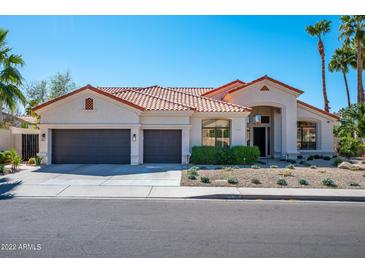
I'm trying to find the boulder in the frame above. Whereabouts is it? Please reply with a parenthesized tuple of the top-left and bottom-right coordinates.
(350, 164, 365, 171)
(338, 162, 352, 170)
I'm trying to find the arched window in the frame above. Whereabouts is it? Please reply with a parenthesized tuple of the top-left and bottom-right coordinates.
(202, 119, 231, 147)
(85, 98, 94, 110)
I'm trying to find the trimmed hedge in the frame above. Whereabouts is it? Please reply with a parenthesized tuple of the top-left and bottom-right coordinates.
(190, 146, 260, 165)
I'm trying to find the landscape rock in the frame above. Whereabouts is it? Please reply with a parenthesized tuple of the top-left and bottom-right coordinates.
(338, 162, 352, 170)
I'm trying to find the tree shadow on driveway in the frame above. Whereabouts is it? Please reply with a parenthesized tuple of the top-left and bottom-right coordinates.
(0, 177, 22, 200)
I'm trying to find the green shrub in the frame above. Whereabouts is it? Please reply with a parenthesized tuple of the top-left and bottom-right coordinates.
(227, 176, 239, 184)
(323, 156, 331, 161)
(231, 146, 260, 164)
(191, 146, 232, 165)
(188, 174, 197, 180)
(297, 155, 303, 159)
(251, 165, 260, 169)
(200, 176, 210, 184)
(0, 164, 4, 174)
(28, 157, 36, 165)
(286, 164, 295, 169)
(0, 152, 5, 164)
(277, 178, 287, 186)
(287, 159, 296, 164)
(270, 165, 278, 169)
(313, 155, 322, 159)
(298, 179, 309, 185)
(322, 178, 337, 187)
(332, 158, 343, 167)
(307, 156, 314, 161)
(188, 168, 198, 176)
(310, 165, 317, 169)
(251, 178, 261, 184)
(35, 156, 42, 166)
(7, 149, 21, 171)
(338, 136, 361, 158)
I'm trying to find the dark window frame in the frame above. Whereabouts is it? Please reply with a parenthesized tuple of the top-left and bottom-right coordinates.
(202, 119, 231, 148)
(297, 121, 317, 150)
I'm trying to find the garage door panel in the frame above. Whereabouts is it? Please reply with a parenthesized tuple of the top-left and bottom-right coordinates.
(52, 129, 130, 164)
(143, 130, 181, 163)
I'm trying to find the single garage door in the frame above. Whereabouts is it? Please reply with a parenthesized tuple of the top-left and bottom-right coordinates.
(143, 130, 182, 163)
(52, 129, 131, 164)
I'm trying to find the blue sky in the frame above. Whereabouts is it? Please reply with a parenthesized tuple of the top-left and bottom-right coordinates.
(0, 15, 356, 112)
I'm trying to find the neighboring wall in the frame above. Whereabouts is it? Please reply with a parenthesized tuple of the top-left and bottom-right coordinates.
(0, 129, 13, 151)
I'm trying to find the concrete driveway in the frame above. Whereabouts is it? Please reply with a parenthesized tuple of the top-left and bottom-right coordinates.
(2, 164, 182, 187)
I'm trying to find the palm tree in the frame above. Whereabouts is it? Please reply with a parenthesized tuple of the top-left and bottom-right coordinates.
(0, 28, 26, 123)
(306, 19, 332, 112)
(328, 47, 356, 108)
(339, 15, 365, 103)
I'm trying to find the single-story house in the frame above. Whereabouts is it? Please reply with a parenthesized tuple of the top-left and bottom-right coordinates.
(33, 75, 339, 165)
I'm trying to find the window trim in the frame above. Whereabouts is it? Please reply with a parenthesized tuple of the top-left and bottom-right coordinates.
(297, 121, 317, 150)
(201, 119, 231, 147)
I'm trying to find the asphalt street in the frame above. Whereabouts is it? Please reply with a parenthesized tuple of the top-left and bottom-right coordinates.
(0, 198, 364, 257)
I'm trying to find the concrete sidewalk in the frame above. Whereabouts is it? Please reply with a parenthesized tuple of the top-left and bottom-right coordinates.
(1, 183, 365, 201)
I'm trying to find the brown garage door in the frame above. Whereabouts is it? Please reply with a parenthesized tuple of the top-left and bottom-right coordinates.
(143, 130, 182, 163)
(52, 129, 131, 164)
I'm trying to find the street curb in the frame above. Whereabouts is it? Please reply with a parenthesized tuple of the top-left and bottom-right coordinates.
(187, 194, 365, 202)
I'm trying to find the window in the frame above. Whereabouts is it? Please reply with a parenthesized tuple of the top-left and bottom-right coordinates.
(202, 119, 230, 147)
(297, 121, 317, 150)
(85, 98, 94, 110)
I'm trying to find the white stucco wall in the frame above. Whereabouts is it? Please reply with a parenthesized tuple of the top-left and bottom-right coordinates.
(0, 129, 13, 151)
(297, 104, 336, 154)
(224, 80, 299, 157)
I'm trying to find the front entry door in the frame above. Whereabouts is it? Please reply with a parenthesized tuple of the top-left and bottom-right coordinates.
(253, 127, 266, 157)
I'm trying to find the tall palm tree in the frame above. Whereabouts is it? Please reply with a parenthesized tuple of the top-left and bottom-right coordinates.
(328, 47, 356, 108)
(0, 29, 26, 123)
(306, 19, 332, 112)
(339, 15, 365, 103)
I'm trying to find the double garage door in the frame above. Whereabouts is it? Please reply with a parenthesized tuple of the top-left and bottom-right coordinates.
(52, 129, 181, 164)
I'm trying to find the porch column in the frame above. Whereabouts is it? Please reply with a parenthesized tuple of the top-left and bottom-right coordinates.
(38, 127, 52, 165)
(283, 104, 298, 159)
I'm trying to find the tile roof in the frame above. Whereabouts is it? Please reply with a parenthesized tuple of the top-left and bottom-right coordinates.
(98, 85, 250, 112)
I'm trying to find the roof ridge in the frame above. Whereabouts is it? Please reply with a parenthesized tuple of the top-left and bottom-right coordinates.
(160, 86, 250, 111)
(125, 86, 196, 111)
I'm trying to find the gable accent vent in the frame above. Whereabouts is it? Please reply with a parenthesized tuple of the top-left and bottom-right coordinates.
(85, 98, 94, 110)
(260, 85, 270, 91)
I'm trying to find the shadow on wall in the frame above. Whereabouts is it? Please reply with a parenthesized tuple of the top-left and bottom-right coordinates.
(0, 178, 22, 200)
(31, 164, 183, 176)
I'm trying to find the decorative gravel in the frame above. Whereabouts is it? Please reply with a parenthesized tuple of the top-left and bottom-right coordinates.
(182, 160, 365, 189)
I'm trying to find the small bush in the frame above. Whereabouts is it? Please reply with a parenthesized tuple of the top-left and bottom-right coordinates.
(251, 178, 261, 184)
(35, 156, 42, 166)
(298, 179, 309, 185)
(307, 156, 314, 161)
(322, 178, 337, 187)
(200, 176, 210, 184)
(227, 177, 239, 184)
(287, 159, 296, 164)
(190, 166, 200, 171)
(310, 165, 317, 169)
(7, 149, 21, 171)
(277, 178, 288, 186)
(188, 168, 198, 176)
(270, 165, 278, 169)
(0, 152, 5, 164)
(28, 157, 36, 165)
(297, 155, 303, 159)
(251, 165, 260, 169)
(286, 164, 295, 169)
(313, 155, 322, 159)
(191, 146, 260, 165)
(188, 174, 197, 180)
(323, 156, 331, 161)
(338, 136, 361, 158)
(332, 158, 343, 167)
(349, 182, 360, 187)
(0, 164, 4, 174)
